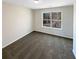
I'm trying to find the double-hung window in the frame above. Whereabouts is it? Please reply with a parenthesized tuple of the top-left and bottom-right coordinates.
(43, 12, 61, 28)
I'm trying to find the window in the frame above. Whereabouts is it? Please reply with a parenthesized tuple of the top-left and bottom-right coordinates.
(43, 12, 61, 28)
(43, 13, 50, 27)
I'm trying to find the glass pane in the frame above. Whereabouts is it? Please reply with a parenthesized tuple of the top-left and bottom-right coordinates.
(43, 19, 50, 27)
(52, 12, 61, 20)
(43, 13, 50, 19)
(52, 21, 61, 28)
(57, 12, 61, 20)
(52, 12, 58, 20)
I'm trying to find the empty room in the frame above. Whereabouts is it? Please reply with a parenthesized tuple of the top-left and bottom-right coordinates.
(2, 0, 76, 59)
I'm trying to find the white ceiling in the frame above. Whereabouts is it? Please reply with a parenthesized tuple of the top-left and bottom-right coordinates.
(3, 0, 74, 9)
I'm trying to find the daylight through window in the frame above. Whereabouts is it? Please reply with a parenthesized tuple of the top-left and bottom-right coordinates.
(43, 12, 61, 28)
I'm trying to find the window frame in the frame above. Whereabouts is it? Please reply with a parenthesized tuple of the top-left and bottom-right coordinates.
(42, 11, 63, 30)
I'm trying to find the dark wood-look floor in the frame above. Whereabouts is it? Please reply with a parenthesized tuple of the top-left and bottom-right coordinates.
(3, 31, 75, 59)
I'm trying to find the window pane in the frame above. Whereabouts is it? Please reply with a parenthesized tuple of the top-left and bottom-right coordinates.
(52, 12, 61, 20)
(52, 21, 61, 28)
(58, 12, 61, 20)
(43, 19, 50, 27)
(52, 12, 58, 20)
(43, 13, 50, 19)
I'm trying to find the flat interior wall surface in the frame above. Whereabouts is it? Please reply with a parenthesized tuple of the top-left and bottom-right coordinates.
(2, 2, 33, 48)
(33, 5, 73, 39)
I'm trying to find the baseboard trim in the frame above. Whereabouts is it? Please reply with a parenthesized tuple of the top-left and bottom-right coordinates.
(33, 31, 73, 40)
(72, 49, 76, 59)
(3, 31, 33, 49)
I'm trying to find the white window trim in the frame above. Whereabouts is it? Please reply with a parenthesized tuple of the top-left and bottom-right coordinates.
(41, 11, 63, 30)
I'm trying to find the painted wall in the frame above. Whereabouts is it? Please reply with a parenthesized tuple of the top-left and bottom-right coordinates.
(73, 1, 76, 58)
(2, 2, 33, 48)
(33, 5, 73, 38)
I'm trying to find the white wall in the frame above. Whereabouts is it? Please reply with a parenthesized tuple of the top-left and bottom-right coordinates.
(33, 5, 73, 38)
(73, 1, 76, 57)
(2, 2, 33, 48)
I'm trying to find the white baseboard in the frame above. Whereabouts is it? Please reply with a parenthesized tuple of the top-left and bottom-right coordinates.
(72, 49, 76, 58)
(34, 30, 73, 39)
(2, 31, 33, 48)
